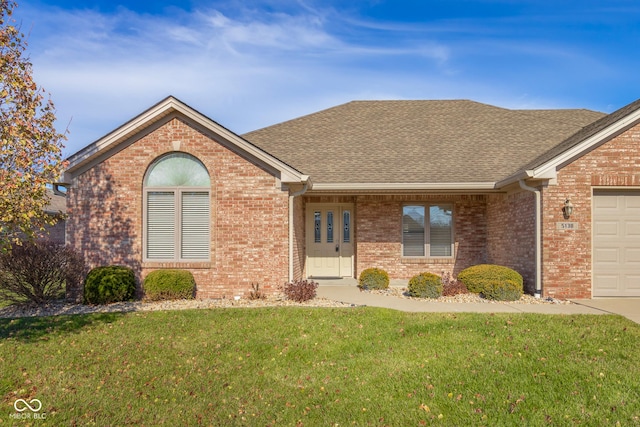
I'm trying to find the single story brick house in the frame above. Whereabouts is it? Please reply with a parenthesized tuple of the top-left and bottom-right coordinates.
(63, 96, 640, 299)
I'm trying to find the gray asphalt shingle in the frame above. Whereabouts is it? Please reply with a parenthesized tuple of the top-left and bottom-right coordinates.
(243, 100, 605, 184)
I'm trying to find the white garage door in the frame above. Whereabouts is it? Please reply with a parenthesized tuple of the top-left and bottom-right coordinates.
(593, 190, 640, 297)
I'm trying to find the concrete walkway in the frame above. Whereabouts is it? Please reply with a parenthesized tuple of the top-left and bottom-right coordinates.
(315, 280, 640, 324)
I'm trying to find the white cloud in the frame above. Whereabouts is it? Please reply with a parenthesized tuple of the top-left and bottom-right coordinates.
(17, 3, 458, 155)
(13, 1, 637, 156)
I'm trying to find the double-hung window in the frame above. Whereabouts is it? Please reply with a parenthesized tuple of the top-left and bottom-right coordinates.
(402, 204, 453, 257)
(144, 153, 211, 261)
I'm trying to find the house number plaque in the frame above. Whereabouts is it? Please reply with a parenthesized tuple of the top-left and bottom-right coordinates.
(556, 222, 579, 230)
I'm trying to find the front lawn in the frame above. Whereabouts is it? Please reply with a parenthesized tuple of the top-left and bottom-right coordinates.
(1, 308, 638, 425)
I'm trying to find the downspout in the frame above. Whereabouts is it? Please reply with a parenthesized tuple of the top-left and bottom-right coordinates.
(519, 179, 542, 298)
(289, 183, 309, 282)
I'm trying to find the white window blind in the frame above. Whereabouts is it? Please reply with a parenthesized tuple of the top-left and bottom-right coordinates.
(147, 191, 176, 259)
(402, 204, 453, 258)
(181, 191, 210, 259)
(402, 206, 425, 257)
(429, 205, 453, 257)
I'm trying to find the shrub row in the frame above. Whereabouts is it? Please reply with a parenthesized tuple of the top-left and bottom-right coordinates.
(0, 240, 523, 306)
(85, 267, 197, 304)
(0, 241, 201, 306)
(357, 265, 523, 301)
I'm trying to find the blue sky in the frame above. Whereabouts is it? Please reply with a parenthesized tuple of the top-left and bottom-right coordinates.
(12, 0, 640, 155)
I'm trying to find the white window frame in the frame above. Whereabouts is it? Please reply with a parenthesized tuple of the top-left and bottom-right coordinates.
(401, 203, 454, 258)
(143, 154, 211, 262)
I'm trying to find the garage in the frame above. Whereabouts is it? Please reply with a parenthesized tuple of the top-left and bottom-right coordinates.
(593, 190, 640, 297)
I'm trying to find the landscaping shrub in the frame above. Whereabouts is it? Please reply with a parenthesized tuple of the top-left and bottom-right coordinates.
(441, 272, 469, 297)
(143, 269, 195, 301)
(84, 266, 136, 305)
(407, 272, 443, 299)
(249, 282, 266, 300)
(0, 240, 86, 305)
(358, 268, 389, 290)
(284, 279, 318, 302)
(481, 279, 523, 301)
(457, 264, 523, 294)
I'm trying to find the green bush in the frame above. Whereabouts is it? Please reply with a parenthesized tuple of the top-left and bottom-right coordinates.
(143, 269, 195, 301)
(407, 272, 443, 299)
(457, 264, 523, 294)
(84, 266, 136, 305)
(358, 268, 390, 290)
(481, 279, 523, 301)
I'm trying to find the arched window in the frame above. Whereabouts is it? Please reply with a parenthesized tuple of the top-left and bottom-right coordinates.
(144, 153, 211, 261)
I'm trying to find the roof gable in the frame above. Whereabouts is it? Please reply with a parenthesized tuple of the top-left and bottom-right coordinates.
(523, 98, 640, 177)
(64, 96, 309, 184)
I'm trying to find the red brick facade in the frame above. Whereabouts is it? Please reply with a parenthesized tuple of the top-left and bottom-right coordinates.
(540, 123, 640, 299)
(353, 194, 487, 279)
(486, 191, 536, 294)
(67, 117, 290, 299)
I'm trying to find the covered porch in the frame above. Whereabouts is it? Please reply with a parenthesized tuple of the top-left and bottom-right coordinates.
(292, 192, 537, 293)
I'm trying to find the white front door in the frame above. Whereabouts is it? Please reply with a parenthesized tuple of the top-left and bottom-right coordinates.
(307, 204, 354, 278)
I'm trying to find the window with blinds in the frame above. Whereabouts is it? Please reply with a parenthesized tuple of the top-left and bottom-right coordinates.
(144, 153, 211, 262)
(402, 204, 453, 258)
(429, 205, 453, 257)
(181, 191, 210, 259)
(147, 191, 176, 259)
(402, 206, 425, 257)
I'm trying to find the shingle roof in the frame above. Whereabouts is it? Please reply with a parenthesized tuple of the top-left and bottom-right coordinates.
(243, 100, 605, 185)
(523, 98, 640, 171)
(45, 189, 66, 214)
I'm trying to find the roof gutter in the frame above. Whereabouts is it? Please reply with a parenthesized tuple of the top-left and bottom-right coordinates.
(519, 179, 542, 298)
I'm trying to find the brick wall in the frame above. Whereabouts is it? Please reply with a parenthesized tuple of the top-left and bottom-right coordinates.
(486, 190, 536, 294)
(67, 117, 290, 299)
(540, 122, 640, 299)
(354, 194, 487, 279)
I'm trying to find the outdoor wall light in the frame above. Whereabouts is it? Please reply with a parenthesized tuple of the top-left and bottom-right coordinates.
(562, 199, 574, 219)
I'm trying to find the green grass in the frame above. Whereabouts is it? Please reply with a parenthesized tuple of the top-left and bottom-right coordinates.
(1, 308, 639, 426)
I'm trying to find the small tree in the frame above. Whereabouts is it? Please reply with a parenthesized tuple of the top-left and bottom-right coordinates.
(0, 0, 67, 251)
(0, 240, 86, 305)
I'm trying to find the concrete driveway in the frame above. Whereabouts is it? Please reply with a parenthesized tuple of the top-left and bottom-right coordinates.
(570, 299, 640, 324)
